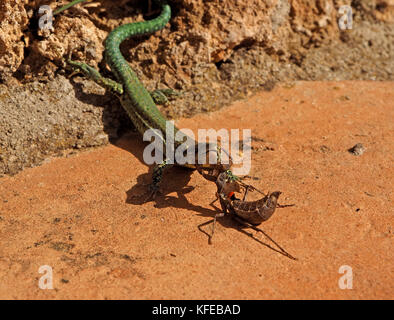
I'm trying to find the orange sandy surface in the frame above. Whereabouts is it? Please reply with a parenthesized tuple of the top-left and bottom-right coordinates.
(0, 81, 392, 299)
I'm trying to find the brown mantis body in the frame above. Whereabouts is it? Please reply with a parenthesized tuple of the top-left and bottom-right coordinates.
(219, 189, 282, 225)
(210, 171, 284, 236)
(200, 170, 292, 237)
(198, 171, 296, 259)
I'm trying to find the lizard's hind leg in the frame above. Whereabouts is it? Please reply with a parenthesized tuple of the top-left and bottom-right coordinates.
(149, 89, 182, 105)
(145, 159, 174, 201)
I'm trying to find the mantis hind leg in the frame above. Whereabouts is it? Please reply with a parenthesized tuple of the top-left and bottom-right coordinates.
(198, 211, 226, 245)
(198, 194, 228, 244)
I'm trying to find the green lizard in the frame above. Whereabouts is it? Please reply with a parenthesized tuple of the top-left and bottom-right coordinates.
(57, 0, 238, 200)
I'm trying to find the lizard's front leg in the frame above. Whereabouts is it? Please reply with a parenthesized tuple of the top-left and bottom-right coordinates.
(66, 59, 124, 95)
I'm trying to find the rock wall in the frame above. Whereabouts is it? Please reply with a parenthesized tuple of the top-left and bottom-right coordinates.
(0, 0, 371, 80)
(0, 0, 29, 80)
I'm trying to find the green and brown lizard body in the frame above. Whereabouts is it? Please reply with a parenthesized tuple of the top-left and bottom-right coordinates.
(61, 0, 237, 198)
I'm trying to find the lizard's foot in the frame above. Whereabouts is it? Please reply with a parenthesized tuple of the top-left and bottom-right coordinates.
(149, 89, 182, 105)
(143, 183, 162, 202)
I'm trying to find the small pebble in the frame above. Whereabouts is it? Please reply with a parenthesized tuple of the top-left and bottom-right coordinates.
(348, 143, 366, 156)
